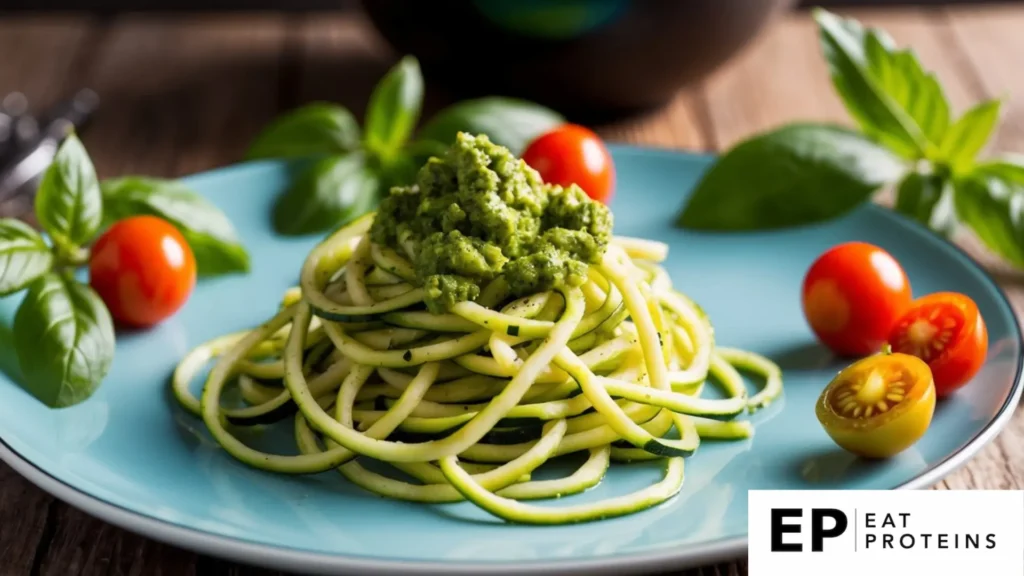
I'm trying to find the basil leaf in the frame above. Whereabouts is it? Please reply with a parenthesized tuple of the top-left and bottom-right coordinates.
(101, 177, 249, 276)
(246, 103, 360, 160)
(35, 134, 102, 248)
(273, 153, 379, 236)
(676, 124, 904, 231)
(893, 171, 957, 237)
(417, 97, 565, 155)
(814, 9, 937, 159)
(863, 32, 950, 148)
(939, 99, 1002, 173)
(364, 56, 423, 158)
(13, 274, 115, 408)
(379, 151, 420, 191)
(974, 156, 1024, 186)
(0, 218, 53, 296)
(954, 174, 1024, 267)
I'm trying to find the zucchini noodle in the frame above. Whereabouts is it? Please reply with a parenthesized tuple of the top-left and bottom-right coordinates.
(173, 215, 784, 524)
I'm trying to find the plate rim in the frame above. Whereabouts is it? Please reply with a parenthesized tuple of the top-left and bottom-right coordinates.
(1, 147, 1021, 575)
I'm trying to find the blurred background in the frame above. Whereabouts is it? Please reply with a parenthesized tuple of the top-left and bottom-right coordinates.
(0, 0, 1020, 215)
(0, 0, 1008, 9)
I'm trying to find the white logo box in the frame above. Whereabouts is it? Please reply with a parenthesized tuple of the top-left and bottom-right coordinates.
(748, 490, 1024, 575)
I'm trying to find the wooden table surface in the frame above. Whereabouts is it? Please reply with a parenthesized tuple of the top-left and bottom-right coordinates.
(2, 5, 1024, 575)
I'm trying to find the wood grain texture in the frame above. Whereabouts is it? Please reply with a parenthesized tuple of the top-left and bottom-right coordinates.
(0, 17, 98, 112)
(34, 506, 197, 576)
(946, 5, 1024, 153)
(79, 14, 288, 178)
(0, 7, 1021, 576)
(0, 15, 99, 573)
(0, 461, 53, 575)
(292, 11, 397, 117)
(598, 90, 709, 152)
(702, 15, 847, 150)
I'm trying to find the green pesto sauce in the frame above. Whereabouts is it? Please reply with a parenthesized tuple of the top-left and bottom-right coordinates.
(370, 132, 612, 313)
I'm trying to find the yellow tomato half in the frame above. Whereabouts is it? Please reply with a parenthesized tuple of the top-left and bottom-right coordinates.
(815, 352, 936, 459)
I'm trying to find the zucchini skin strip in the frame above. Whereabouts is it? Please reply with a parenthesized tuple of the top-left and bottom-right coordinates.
(280, 288, 585, 462)
(296, 417, 567, 503)
(496, 446, 610, 500)
(173, 215, 784, 525)
(716, 347, 785, 412)
(198, 306, 361, 474)
(439, 453, 685, 525)
(555, 349, 695, 457)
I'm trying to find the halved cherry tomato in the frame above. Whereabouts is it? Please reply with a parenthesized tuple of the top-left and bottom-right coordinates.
(887, 292, 988, 397)
(89, 215, 196, 328)
(816, 352, 935, 459)
(802, 242, 912, 357)
(522, 124, 615, 203)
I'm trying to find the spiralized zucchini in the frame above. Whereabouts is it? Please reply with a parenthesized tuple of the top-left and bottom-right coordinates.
(173, 216, 784, 524)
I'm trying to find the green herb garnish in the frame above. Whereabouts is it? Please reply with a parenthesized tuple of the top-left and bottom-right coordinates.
(247, 55, 565, 237)
(0, 135, 248, 408)
(677, 8, 1023, 268)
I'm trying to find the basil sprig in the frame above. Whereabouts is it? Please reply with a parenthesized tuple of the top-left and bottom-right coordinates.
(677, 9, 1024, 268)
(1, 135, 249, 408)
(247, 55, 565, 236)
(0, 134, 117, 408)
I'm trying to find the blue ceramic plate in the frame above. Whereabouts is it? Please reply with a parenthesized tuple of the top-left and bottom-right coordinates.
(0, 147, 1020, 575)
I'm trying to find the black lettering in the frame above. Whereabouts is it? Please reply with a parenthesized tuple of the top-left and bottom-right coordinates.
(883, 534, 894, 548)
(938, 534, 948, 549)
(899, 512, 910, 528)
(865, 534, 876, 548)
(771, 509, 802, 552)
(921, 533, 932, 548)
(865, 513, 876, 528)
(900, 534, 915, 549)
(987, 534, 997, 549)
(882, 513, 895, 528)
(966, 534, 979, 549)
(811, 509, 848, 552)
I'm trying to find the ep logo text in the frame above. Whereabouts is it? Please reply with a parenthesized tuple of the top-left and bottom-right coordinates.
(770, 508, 847, 552)
(748, 490, 1024, 576)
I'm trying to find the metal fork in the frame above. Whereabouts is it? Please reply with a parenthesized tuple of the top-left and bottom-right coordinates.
(0, 89, 100, 215)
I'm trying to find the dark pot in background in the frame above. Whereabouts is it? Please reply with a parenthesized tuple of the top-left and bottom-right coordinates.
(363, 0, 795, 120)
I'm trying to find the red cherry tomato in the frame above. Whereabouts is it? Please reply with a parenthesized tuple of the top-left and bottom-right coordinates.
(522, 124, 615, 203)
(888, 292, 988, 397)
(802, 242, 912, 357)
(89, 215, 196, 328)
